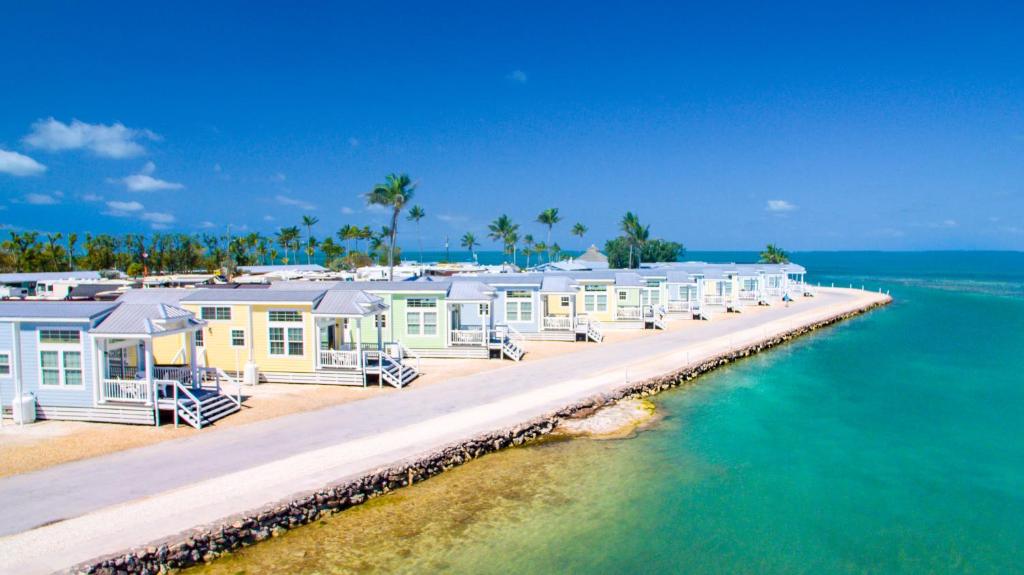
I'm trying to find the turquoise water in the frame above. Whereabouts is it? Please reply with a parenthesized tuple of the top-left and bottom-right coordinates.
(193, 252, 1024, 574)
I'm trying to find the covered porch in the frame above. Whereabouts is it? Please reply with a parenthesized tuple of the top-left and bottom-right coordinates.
(446, 280, 495, 349)
(89, 303, 240, 428)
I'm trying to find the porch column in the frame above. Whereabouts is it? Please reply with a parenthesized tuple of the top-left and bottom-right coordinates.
(376, 316, 382, 351)
(144, 338, 155, 403)
(570, 295, 577, 328)
(481, 304, 487, 347)
(189, 330, 199, 387)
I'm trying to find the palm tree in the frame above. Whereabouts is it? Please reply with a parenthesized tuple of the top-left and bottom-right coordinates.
(301, 215, 319, 265)
(620, 212, 641, 268)
(276, 226, 300, 263)
(337, 225, 357, 253)
(66, 232, 78, 270)
(523, 234, 535, 268)
(536, 208, 561, 263)
(487, 215, 518, 263)
(571, 222, 587, 250)
(760, 244, 790, 264)
(366, 173, 416, 280)
(533, 241, 547, 266)
(505, 230, 520, 267)
(406, 205, 426, 263)
(460, 232, 478, 261)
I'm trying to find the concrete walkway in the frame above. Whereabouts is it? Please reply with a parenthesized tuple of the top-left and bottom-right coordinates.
(0, 288, 887, 574)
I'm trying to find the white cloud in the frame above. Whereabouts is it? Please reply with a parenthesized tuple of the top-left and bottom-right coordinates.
(365, 203, 388, 214)
(766, 200, 797, 212)
(506, 69, 528, 84)
(213, 163, 222, 173)
(940, 219, 958, 228)
(348, 137, 360, 148)
(271, 172, 287, 182)
(115, 162, 184, 192)
(275, 194, 314, 210)
(23, 193, 60, 205)
(263, 215, 275, 222)
(437, 213, 467, 223)
(199, 221, 216, 229)
(340, 206, 355, 215)
(23, 117, 159, 158)
(141, 211, 175, 224)
(81, 193, 103, 202)
(0, 149, 47, 176)
(104, 200, 145, 216)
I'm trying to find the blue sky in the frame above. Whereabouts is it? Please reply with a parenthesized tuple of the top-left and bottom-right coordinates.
(1, 1, 1022, 250)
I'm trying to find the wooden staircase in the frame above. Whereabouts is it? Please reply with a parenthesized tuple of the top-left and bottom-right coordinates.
(174, 392, 241, 429)
(492, 325, 526, 361)
(378, 351, 419, 388)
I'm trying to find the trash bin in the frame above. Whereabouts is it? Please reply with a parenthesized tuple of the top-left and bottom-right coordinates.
(13, 392, 36, 424)
(243, 361, 260, 386)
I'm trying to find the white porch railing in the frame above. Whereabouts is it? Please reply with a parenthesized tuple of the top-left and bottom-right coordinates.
(450, 329, 486, 346)
(615, 306, 642, 320)
(705, 295, 729, 306)
(319, 349, 361, 368)
(738, 290, 759, 301)
(154, 365, 192, 383)
(666, 300, 696, 312)
(542, 316, 573, 330)
(100, 378, 153, 404)
(765, 287, 784, 298)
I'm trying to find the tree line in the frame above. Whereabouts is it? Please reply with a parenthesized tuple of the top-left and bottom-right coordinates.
(2, 171, 794, 276)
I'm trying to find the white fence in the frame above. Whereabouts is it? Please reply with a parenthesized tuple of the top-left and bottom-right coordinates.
(542, 316, 573, 330)
(615, 307, 642, 320)
(450, 329, 486, 346)
(319, 349, 361, 368)
(100, 379, 153, 404)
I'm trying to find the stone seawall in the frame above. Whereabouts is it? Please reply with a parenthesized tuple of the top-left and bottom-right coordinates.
(80, 296, 890, 575)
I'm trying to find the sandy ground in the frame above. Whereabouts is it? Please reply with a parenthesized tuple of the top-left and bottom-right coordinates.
(0, 311, 686, 477)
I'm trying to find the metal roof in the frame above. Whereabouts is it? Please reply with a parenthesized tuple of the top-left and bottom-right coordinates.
(0, 301, 118, 320)
(0, 271, 103, 283)
(91, 303, 201, 335)
(539, 275, 579, 294)
(238, 264, 328, 273)
(181, 289, 323, 303)
(117, 288, 194, 304)
(313, 290, 387, 316)
(447, 280, 495, 302)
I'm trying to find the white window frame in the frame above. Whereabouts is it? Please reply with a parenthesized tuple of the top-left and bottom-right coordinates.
(194, 329, 205, 348)
(230, 328, 246, 348)
(584, 293, 608, 312)
(200, 306, 232, 321)
(618, 290, 628, 302)
(267, 308, 304, 357)
(406, 309, 438, 336)
(560, 296, 570, 307)
(478, 303, 490, 316)
(505, 291, 533, 323)
(375, 314, 387, 328)
(0, 350, 10, 377)
(37, 329, 84, 389)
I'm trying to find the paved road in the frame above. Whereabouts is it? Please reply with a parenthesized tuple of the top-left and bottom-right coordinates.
(0, 288, 886, 573)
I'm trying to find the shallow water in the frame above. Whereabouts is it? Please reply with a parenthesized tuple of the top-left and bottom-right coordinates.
(189, 253, 1024, 574)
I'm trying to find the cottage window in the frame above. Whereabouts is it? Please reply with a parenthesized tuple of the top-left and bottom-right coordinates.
(406, 309, 438, 336)
(618, 290, 628, 302)
(194, 329, 205, 347)
(268, 310, 302, 322)
(230, 329, 246, 347)
(560, 296, 570, 307)
(376, 314, 387, 328)
(39, 350, 83, 387)
(584, 294, 608, 312)
(268, 309, 304, 356)
(505, 300, 533, 322)
(200, 306, 231, 321)
(478, 303, 490, 316)
(407, 298, 437, 308)
(0, 352, 9, 376)
(39, 329, 80, 344)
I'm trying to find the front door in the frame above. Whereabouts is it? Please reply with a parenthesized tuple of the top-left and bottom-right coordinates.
(451, 306, 461, 330)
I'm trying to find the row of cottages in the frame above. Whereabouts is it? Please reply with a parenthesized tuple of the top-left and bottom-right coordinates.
(643, 262, 810, 319)
(0, 299, 240, 428)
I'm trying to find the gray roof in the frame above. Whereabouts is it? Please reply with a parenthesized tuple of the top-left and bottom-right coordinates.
(265, 280, 348, 291)
(117, 288, 194, 304)
(0, 271, 103, 284)
(181, 289, 323, 303)
(666, 270, 700, 283)
(447, 280, 495, 302)
(0, 301, 118, 320)
(313, 290, 387, 316)
(613, 272, 645, 287)
(238, 264, 328, 274)
(91, 303, 201, 335)
(540, 275, 579, 294)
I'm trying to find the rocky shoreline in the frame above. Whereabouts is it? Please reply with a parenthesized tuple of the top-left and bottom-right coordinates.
(79, 297, 890, 575)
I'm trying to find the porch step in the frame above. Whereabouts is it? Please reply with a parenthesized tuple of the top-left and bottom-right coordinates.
(173, 393, 240, 429)
(501, 339, 525, 361)
(380, 359, 419, 388)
